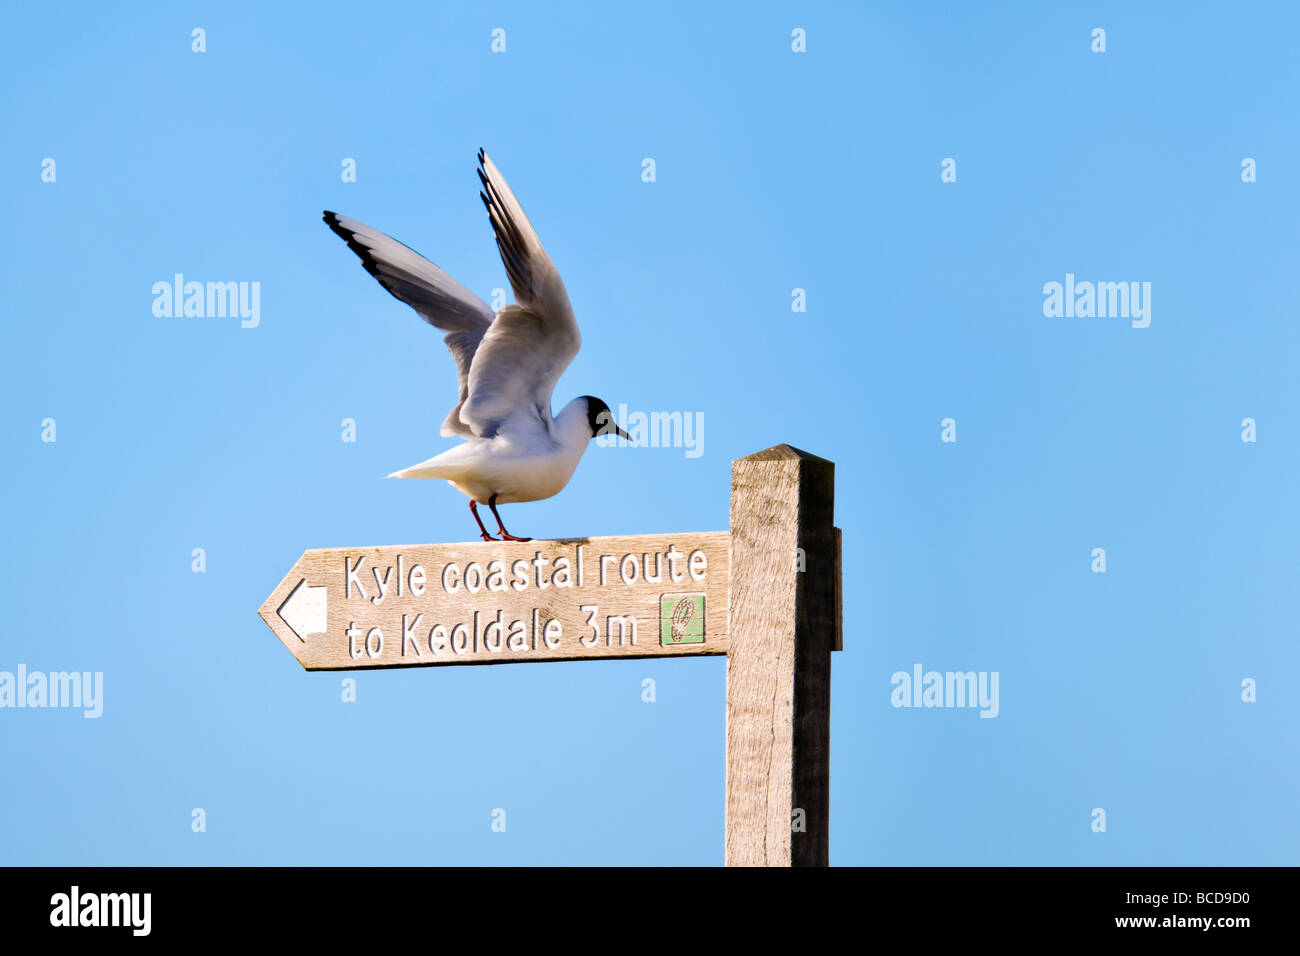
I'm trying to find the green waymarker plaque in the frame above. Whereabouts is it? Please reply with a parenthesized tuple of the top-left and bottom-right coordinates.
(660, 593, 705, 646)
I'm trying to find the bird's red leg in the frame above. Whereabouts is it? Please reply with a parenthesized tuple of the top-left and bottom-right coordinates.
(489, 494, 532, 542)
(469, 500, 497, 541)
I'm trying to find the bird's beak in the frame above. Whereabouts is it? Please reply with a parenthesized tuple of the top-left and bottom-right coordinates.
(613, 424, 633, 441)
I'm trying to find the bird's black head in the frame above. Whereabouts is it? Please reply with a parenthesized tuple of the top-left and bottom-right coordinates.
(582, 396, 632, 441)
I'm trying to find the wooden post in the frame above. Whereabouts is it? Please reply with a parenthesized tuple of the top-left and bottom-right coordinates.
(725, 444, 837, 866)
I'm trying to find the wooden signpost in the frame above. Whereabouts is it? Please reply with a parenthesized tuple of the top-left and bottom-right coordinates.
(259, 444, 841, 866)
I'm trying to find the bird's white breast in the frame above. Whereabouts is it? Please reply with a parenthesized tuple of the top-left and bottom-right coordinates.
(446, 434, 587, 504)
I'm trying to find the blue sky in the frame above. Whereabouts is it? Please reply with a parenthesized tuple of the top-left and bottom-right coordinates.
(2, 1, 1297, 865)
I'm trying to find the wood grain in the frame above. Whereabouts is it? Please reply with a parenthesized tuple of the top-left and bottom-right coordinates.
(725, 445, 836, 866)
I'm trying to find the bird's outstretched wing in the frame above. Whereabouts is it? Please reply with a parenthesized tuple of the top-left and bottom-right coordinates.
(322, 211, 493, 437)
(458, 150, 580, 438)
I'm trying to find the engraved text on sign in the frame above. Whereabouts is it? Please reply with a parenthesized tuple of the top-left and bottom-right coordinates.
(259, 533, 730, 670)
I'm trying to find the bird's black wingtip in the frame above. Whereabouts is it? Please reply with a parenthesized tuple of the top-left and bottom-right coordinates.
(322, 211, 354, 244)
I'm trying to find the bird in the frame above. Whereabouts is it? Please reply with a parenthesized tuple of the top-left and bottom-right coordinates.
(322, 149, 632, 542)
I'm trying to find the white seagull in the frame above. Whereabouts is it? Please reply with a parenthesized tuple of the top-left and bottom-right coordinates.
(323, 150, 631, 542)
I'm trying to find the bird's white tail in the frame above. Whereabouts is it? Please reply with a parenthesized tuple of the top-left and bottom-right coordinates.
(387, 458, 456, 479)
